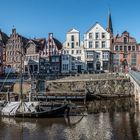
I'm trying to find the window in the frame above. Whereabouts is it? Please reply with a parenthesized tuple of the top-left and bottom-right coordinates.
(115, 46, 118, 51)
(124, 37, 127, 44)
(66, 55, 69, 60)
(113, 54, 119, 59)
(95, 41, 99, 48)
(113, 54, 120, 65)
(63, 50, 66, 54)
(71, 50, 74, 54)
(102, 41, 106, 48)
(55, 57, 59, 62)
(120, 46, 123, 51)
(124, 46, 127, 52)
(63, 64, 68, 71)
(72, 57, 75, 61)
(96, 53, 100, 59)
(103, 61, 109, 70)
(89, 41, 93, 48)
(102, 33, 105, 39)
(34, 65, 38, 72)
(71, 35, 74, 41)
(77, 56, 81, 60)
(89, 33, 92, 39)
(62, 56, 65, 60)
(67, 50, 69, 54)
(67, 43, 69, 46)
(51, 57, 55, 62)
(71, 42, 74, 48)
(131, 53, 136, 66)
(87, 51, 94, 59)
(132, 46, 135, 51)
(72, 63, 75, 70)
(95, 32, 99, 39)
(76, 42, 78, 46)
(102, 52, 109, 59)
(76, 50, 81, 54)
(128, 46, 131, 51)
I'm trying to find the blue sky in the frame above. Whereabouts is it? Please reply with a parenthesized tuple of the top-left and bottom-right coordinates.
(0, 0, 140, 42)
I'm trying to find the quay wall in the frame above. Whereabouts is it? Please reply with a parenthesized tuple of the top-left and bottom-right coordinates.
(46, 78, 134, 98)
(0, 73, 135, 99)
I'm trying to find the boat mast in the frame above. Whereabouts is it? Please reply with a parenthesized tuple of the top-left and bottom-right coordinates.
(20, 42, 23, 102)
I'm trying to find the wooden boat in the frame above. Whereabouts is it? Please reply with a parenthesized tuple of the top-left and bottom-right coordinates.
(1, 101, 69, 118)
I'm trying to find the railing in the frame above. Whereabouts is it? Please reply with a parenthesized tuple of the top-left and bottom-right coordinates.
(129, 70, 140, 86)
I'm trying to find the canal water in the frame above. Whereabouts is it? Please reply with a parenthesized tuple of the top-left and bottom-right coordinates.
(0, 98, 140, 140)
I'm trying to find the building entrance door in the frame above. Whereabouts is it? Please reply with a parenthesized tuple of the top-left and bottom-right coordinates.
(96, 61, 101, 70)
(77, 65, 82, 73)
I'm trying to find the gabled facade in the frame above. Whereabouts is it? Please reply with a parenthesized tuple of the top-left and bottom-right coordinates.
(24, 38, 48, 74)
(24, 39, 41, 73)
(5, 28, 28, 73)
(111, 31, 140, 72)
(45, 33, 62, 73)
(62, 29, 86, 73)
(84, 23, 111, 71)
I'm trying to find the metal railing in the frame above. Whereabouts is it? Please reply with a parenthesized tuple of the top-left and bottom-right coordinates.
(129, 70, 140, 86)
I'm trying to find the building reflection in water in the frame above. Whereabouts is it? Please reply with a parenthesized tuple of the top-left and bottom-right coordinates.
(0, 113, 140, 140)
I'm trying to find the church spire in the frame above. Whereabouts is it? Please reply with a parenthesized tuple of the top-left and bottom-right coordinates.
(107, 9, 113, 35)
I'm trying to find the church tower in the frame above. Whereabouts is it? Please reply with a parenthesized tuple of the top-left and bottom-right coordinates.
(106, 10, 113, 36)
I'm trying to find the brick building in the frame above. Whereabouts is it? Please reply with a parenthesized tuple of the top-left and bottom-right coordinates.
(111, 31, 140, 72)
(0, 29, 9, 74)
(5, 28, 28, 73)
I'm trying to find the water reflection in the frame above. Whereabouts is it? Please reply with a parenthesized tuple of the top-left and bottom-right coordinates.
(0, 97, 140, 140)
(0, 112, 140, 140)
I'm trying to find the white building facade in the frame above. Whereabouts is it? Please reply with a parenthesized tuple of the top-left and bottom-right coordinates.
(84, 23, 111, 71)
(62, 29, 86, 73)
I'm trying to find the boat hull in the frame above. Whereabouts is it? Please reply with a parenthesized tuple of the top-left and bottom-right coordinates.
(16, 104, 69, 118)
(1, 104, 69, 118)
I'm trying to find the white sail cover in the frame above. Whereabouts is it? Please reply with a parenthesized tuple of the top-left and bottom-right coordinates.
(1, 101, 39, 116)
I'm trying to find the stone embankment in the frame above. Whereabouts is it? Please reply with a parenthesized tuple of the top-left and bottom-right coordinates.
(0, 73, 134, 100)
(46, 73, 134, 99)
